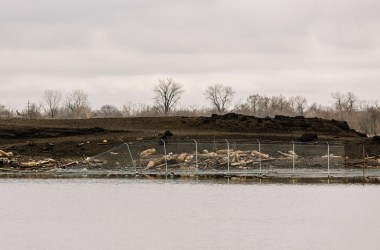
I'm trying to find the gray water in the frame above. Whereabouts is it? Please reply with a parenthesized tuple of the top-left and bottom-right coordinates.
(0, 179, 379, 250)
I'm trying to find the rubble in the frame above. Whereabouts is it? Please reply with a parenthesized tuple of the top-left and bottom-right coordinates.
(139, 148, 157, 158)
(61, 161, 79, 168)
(19, 158, 58, 168)
(277, 150, 299, 159)
(137, 148, 274, 171)
(251, 150, 270, 159)
(1, 138, 378, 175)
(176, 153, 188, 163)
(322, 154, 342, 158)
(0, 150, 14, 159)
(83, 157, 107, 167)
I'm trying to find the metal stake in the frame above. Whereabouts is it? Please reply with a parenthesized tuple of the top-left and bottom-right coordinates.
(363, 141, 366, 168)
(193, 139, 198, 174)
(225, 139, 230, 174)
(124, 143, 136, 173)
(256, 140, 261, 175)
(292, 141, 295, 176)
(161, 139, 168, 175)
(326, 141, 330, 178)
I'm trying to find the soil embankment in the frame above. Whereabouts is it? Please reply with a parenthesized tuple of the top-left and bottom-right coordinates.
(0, 114, 377, 163)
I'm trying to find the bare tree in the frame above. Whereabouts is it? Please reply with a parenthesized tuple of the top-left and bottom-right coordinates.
(17, 101, 42, 119)
(64, 89, 91, 118)
(43, 89, 62, 118)
(153, 79, 184, 115)
(242, 94, 310, 117)
(331, 91, 346, 113)
(331, 91, 359, 121)
(368, 105, 380, 135)
(359, 101, 380, 135)
(331, 91, 359, 112)
(94, 105, 123, 118)
(122, 103, 157, 117)
(239, 94, 281, 117)
(270, 94, 289, 113)
(345, 92, 358, 112)
(257, 96, 271, 116)
(204, 84, 235, 114)
(289, 96, 308, 116)
(28, 103, 42, 119)
(0, 104, 13, 119)
(246, 94, 261, 116)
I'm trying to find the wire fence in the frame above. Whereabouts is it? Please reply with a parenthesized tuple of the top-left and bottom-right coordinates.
(81, 139, 380, 178)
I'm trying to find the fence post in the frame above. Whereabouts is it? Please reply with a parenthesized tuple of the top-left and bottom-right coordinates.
(363, 141, 366, 167)
(225, 139, 230, 174)
(193, 139, 198, 174)
(292, 141, 295, 176)
(256, 139, 261, 175)
(161, 139, 168, 175)
(326, 141, 330, 178)
(363, 141, 366, 178)
(124, 143, 136, 173)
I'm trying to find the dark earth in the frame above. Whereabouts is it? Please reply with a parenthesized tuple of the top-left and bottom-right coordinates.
(0, 113, 378, 163)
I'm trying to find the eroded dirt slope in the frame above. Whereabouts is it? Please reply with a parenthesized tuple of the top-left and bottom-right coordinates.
(0, 114, 373, 161)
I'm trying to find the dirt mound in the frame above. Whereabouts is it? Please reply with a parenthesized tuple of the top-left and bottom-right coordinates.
(0, 115, 370, 162)
(299, 132, 318, 142)
(195, 113, 365, 137)
(0, 127, 106, 139)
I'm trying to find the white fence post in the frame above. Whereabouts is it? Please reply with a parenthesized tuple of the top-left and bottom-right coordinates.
(256, 139, 261, 175)
(161, 139, 168, 175)
(292, 141, 295, 176)
(225, 139, 230, 174)
(326, 141, 330, 178)
(193, 139, 198, 174)
(124, 143, 136, 173)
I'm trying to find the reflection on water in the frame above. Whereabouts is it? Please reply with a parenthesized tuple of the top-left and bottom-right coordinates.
(0, 179, 379, 250)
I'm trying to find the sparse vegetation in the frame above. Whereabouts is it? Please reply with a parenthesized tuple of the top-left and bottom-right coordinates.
(0, 83, 379, 136)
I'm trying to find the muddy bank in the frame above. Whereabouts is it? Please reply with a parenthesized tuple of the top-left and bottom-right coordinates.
(0, 114, 378, 167)
(1, 170, 380, 184)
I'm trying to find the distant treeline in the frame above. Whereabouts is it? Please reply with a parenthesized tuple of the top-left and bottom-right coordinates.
(0, 81, 379, 136)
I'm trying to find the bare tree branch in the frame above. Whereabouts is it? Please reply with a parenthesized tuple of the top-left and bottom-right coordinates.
(94, 105, 123, 118)
(153, 79, 184, 115)
(204, 84, 235, 114)
(43, 89, 62, 118)
(64, 89, 91, 118)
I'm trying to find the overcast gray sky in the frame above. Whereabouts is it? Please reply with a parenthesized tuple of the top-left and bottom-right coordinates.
(1, 0, 379, 110)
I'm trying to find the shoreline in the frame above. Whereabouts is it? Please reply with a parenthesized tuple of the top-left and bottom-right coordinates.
(1, 115, 379, 179)
(1, 169, 380, 184)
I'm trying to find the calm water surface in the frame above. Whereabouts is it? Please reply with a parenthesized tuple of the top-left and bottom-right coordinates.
(0, 179, 379, 250)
